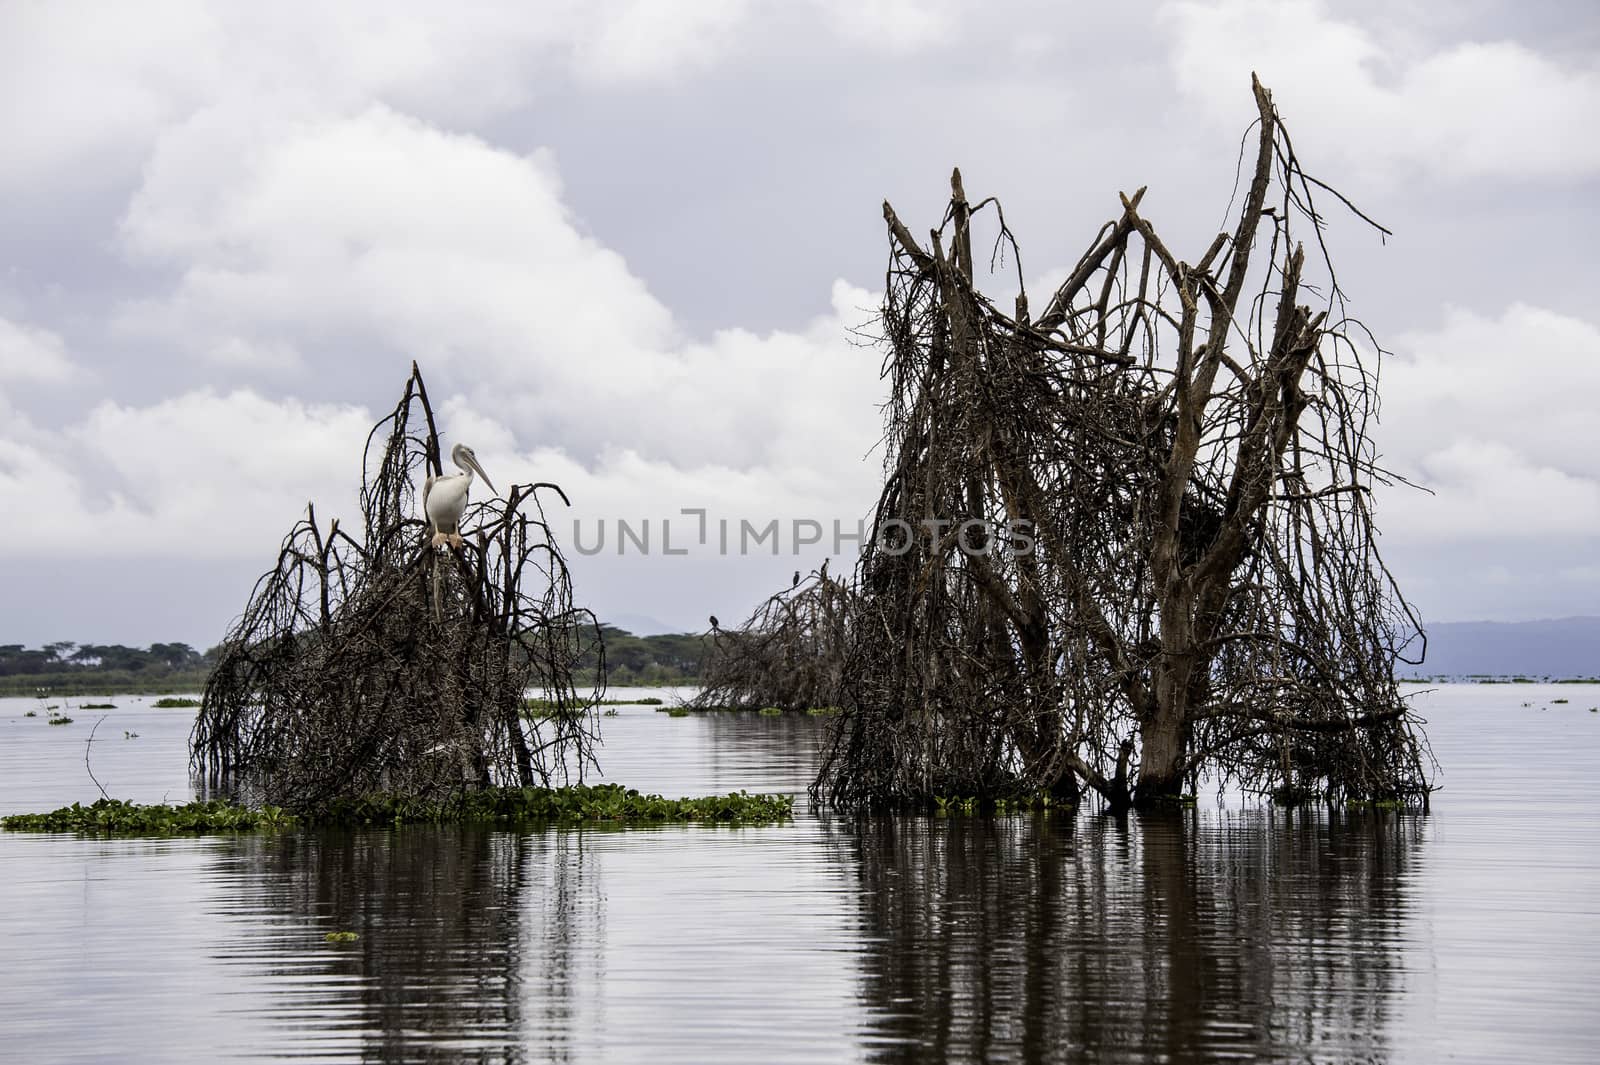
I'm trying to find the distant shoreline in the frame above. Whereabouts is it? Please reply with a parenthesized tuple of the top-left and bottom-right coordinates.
(9, 671, 1600, 699)
(0, 625, 708, 697)
(6, 616, 1595, 697)
(1399, 675, 1600, 684)
(0, 670, 213, 698)
(0, 668, 703, 698)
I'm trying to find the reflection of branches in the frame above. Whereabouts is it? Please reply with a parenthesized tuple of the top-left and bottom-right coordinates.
(193, 363, 604, 811)
(832, 810, 1425, 1063)
(211, 827, 545, 1062)
(529, 830, 604, 1065)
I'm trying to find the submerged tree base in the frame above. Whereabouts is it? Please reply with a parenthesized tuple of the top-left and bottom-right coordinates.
(0, 784, 793, 835)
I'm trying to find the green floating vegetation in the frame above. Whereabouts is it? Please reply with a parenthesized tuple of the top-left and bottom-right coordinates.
(932, 792, 1070, 816)
(78, 703, 116, 709)
(23, 710, 36, 717)
(46, 716, 74, 726)
(758, 707, 783, 716)
(152, 697, 202, 708)
(806, 706, 844, 716)
(324, 931, 360, 943)
(1552, 698, 1570, 704)
(323, 785, 793, 827)
(2, 798, 293, 833)
(1, 784, 793, 836)
(1345, 798, 1404, 810)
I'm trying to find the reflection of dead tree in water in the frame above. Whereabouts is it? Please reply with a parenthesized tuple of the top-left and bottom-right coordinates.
(223, 828, 542, 1055)
(831, 811, 1422, 1062)
(192, 363, 604, 811)
(717, 77, 1432, 810)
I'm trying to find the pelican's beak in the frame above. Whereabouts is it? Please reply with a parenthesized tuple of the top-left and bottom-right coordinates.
(467, 455, 497, 495)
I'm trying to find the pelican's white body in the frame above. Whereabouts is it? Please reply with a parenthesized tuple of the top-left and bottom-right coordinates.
(423, 443, 495, 547)
(424, 471, 473, 536)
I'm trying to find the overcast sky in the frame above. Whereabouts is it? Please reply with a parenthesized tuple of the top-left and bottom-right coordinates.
(2, 0, 1597, 647)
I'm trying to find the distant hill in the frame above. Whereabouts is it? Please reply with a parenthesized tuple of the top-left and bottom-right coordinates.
(1400, 616, 1600, 679)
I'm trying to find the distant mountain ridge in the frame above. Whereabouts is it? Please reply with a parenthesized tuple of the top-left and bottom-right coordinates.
(1400, 616, 1600, 678)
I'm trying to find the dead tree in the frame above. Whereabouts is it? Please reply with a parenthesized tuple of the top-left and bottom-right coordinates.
(795, 76, 1432, 811)
(696, 561, 856, 712)
(192, 363, 604, 811)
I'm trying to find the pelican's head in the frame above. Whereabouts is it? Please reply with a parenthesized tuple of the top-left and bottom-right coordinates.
(451, 442, 497, 494)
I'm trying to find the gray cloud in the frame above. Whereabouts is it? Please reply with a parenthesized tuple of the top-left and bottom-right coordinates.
(2, 0, 1597, 646)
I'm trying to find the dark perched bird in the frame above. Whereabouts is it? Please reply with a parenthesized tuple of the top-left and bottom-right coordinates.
(792, 570, 800, 588)
(709, 615, 720, 631)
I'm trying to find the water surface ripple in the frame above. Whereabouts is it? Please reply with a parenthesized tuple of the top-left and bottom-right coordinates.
(1, 685, 1596, 1063)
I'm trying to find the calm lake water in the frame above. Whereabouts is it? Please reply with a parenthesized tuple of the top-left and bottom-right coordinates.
(2, 684, 1597, 1063)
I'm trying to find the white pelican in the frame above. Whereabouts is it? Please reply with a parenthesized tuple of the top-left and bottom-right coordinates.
(423, 443, 496, 548)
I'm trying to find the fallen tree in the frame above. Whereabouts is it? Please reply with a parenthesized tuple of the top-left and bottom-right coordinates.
(710, 76, 1433, 811)
(192, 364, 604, 812)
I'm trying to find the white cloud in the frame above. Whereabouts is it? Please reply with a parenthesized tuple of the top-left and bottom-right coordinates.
(1377, 303, 1600, 542)
(0, 2, 755, 195)
(116, 104, 676, 386)
(1382, 304, 1600, 475)
(115, 105, 887, 474)
(78, 390, 371, 509)
(815, 0, 961, 53)
(1164, 0, 1600, 180)
(1, 371, 884, 617)
(0, 2, 222, 191)
(1, 390, 373, 559)
(1383, 440, 1600, 542)
(0, 315, 78, 384)
(573, 0, 751, 82)
(8, 105, 888, 565)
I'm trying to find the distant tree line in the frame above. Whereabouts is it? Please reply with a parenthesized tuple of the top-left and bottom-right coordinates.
(580, 626, 706, 686)
(1, 627, 708, 693)
(0, 641, 217, 677)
